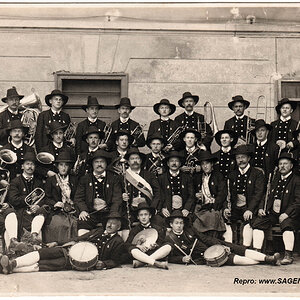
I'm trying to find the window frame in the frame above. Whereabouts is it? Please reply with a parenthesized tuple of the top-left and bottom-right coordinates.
(277, 78, 300, 102)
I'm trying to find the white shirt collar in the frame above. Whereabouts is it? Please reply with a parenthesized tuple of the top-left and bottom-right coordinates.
(186, 146, 196, 152)
(129, 167, 140, 174)
(8, 107, 19, 115)
(257, 139, 268, 146)
(169, 169, 180, 177)
(53, 141, 63, 148)
(117, 149, 127, 156)
(280, 115, 291, 122)
(88, 146, 99, 153)
(88, 117, 98, 123)
(22, 172, 33, 180)
(93, 171, 106, 178)
(235, 114, 245, 120)
(11, 140, 23, 149)
(58, 174, 69, 182)
(51, 108, 62, 115)
(172, 230, 184, 236)
(221, 146, 231, 153)
(184, 110, 194, 116)
(151, 152, 160, 158)
(120, 117, 129, 123)
(239, 163, 250, 175)
(160, 116, 170, 121)
(281, 171, 292, 180)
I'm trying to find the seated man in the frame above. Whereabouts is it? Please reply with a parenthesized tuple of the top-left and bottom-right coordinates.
(74, 149, 122, 236)
(165, 210, 280, 267)
(124, 202, 171, 269)
(252, 153, 300, 265)
(0, 211, 125, 274)
(7, 151, 49, 245)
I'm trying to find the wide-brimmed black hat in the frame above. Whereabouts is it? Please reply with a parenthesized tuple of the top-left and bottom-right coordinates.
(82, 126, 105, 141)
(81, 96, 104, 111)
(228, 95, 250, 111)
(47, 121, 68, 138)
(89, 149, 112, 163)
(166, 209, 189, 225)
(153, 99, 176, 116)
(276, 152, 297, 165)
(166, 150, 185, 161)
(195, 151, 218, 165)
(232, 144, 254, 157)
(2, 87, 24, 103)
(124, 147, 146, 162)
(275, 98, 297, 114)
(45, 90, 68, 107)
(6, 119, 29, 135)
(214, 129, 238, 147)
(250, 119, 273, 136)
(146, 133, 167, 148)
(134, 202, 156, 217)
(179, 128, 201, 141)
(103, 211, 126, 230)
(115, 97, 135, 110)
(20, 151, 36, 163)
(112, 130, 134, 145)
(293, 128, 300, 140)
(178, 92, 199, 108)
(54, 151, 75, 164)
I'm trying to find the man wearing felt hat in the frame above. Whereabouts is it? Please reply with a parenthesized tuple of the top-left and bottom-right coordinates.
(147, 99, 179, 152)
(212, 129, 237, 179)
(249, 119, 279, 179)
(0, 87, 24, 146)
(224, 144, 265, 246)
(252, 152, 300, 265)
(270, 98, 298, 151)
(75, 96, 106, 156)
(35, 89, 71, 153)
(106, 97, 145, 150)
(224, 95, 255, 143)
(158, 151, 195, 220)
(0, 211, 126, 274)
(175, 92, 213, 151)
(2, 119, 34, 179)
(74, 149, 122, 236)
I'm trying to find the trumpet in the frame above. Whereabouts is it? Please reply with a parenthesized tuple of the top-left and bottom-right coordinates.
(131, 124, 145, 145)
(64, 122, 77, 145)
(101, 123, 112, 144)
(25, 188, 45, 215)
(167, 124, 188, 146)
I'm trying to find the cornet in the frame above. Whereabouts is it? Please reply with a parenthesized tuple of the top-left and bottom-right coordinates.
(167, 124, 188, 146)
(101, 123, 112, 144)
(64, 122, 77, 145)
(25, 188, 45, 215)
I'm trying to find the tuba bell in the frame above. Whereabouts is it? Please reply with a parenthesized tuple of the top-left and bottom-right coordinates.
(36, 152, 55, 165)
(0, 149, 17, 169)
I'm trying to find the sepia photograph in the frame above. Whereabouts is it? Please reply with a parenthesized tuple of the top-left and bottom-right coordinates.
(0, 1, 298, 297)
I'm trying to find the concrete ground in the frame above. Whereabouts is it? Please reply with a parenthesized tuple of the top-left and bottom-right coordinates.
(0, 256, 299, 296)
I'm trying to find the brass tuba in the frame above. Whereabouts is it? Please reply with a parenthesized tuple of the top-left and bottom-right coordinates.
(203, 101, 219, 136)
(36, 152, 55, 165)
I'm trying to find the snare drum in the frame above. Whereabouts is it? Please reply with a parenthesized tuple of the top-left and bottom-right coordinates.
(69, 242, 98, 271)
(203, 244, 230, 267)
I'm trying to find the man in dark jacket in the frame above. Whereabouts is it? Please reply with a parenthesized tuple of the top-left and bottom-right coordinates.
(35, 90, 71, 152)
(252, 153, 300, 265)
(0, 87, 23, 146)
(0, 212, 126, 274)
(74, 149, 122, 236)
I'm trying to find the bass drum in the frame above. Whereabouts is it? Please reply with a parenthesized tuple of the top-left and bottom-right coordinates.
(203, 244, 230, 267)
(69, 242, 98, 271)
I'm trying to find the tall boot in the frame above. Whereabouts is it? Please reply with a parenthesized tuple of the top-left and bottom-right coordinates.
(264, 252, 281, 266)
(281, 250, 294, 265)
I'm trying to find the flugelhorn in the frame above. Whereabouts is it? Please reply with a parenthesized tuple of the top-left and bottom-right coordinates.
(25, 188, 45, 215)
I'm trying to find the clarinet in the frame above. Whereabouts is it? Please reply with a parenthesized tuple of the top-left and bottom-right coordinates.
(225, 179, 232, 224)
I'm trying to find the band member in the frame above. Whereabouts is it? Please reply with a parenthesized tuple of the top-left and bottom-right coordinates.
(121, 148, 161, 223)
(75, 96, 106, 155)
(107, 97, 145, 150)
(213, 129, 237, 179)
(165, 210, 280, 266)
(270, 98, 298, 150)
(3, 120, 34, 179)
(158, 151, 195, 220)
(7, 151, 48, 245)
(192, 151, 227, 239)
(224, 95, 254, 142)
(291, 128, 300, 175)
(252, 153, 300, 265)
(224, 145, 264, 246)
(35, 89, 71, 153)
(144, 133, 167, 176)
(124, 202, 171, 269)
(179, 128, 202, 174)
(250, 119, 279, 178)
(174, 92, 213, 151)
(76, 126, 105, 178)
(43, 151, 78, 244)
(0, 87, 23, 146)
(74, 149, 122, 236)
(147, 99, 178, 152)
(110, 130, 134, 161)
(0, 211, 126, 274)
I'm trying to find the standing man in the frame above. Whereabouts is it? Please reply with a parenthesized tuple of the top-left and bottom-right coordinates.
(252, 153, 300, 265)
(213, 129, 237, 179)
(0, 87, 24, 146)
(75, 96, 106, 155)
(224, 95, 254, 143)
(74, 149, 122, 236)
(270, 98, 298, 150)
(35, 89, 70, 152)
(224, 145, 265, 246)
(175, 92, 213, 151)
(107, 97, 145, 150)
(147, 99, 178, 152)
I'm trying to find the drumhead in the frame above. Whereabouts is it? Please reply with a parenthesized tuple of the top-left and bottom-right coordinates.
(69, 242, 98, 262)
(203, 244, 226, 260)
(132, 228, 158, 247)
